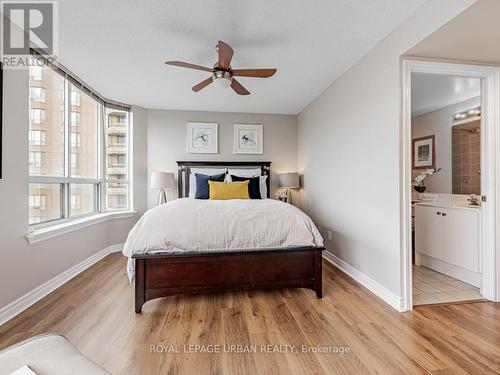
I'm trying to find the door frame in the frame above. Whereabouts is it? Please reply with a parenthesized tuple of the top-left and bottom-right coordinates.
(401, 59, 500, 311)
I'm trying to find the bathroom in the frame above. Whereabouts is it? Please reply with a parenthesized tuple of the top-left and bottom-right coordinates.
(411, 72, 484, 306)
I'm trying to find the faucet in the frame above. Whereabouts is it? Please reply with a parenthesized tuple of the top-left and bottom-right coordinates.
(468, 195, 481, 206)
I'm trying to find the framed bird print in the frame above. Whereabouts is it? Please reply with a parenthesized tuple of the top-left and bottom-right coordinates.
(187, 122, 218, 154)
(234, 124, 263, 154)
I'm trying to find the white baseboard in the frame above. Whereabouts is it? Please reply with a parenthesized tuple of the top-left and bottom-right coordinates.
(323, 251, 405, 312)
(0, 243, 124, 326)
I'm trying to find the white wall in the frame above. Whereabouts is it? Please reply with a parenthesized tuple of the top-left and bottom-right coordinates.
(296, 0, 476, 299)
(411, 96, 480, 193)
(0, 69, 147, 311)
(147, 110, 297, 208)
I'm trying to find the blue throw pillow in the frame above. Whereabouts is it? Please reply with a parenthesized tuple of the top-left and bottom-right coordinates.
(231, 175, 262, 199)
(195, 173, 226, 199)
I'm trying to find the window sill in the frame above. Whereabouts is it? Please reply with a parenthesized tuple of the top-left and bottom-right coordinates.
(26, 210, 137, 245)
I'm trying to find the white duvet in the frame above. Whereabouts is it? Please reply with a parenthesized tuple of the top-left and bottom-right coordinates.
(123, 198, 323, 280)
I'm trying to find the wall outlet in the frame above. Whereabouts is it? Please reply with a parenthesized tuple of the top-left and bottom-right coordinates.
(327, 230, 332, 241)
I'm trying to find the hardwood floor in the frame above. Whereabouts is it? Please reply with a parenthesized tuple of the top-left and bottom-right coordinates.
(1, 253, 499, 375)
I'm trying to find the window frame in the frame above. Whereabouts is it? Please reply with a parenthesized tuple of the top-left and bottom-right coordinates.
(28, 65, 132, 229)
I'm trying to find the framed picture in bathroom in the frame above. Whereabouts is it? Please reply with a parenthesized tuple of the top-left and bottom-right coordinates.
(412, 135, 435, 169)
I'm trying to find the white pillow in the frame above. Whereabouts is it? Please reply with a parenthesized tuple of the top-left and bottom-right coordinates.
(188, 168, 227, 198)
(228, 168, 262, 177)
(260, 175, 268, 199)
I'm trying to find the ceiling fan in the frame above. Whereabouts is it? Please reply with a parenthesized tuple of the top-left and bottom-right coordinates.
(165, 40, 277, 96)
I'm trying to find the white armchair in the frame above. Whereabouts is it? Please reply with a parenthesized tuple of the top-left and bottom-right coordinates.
(0, 334, 110, 375)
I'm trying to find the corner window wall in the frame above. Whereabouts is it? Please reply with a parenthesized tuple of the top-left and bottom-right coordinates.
(28, 65, 131, 226)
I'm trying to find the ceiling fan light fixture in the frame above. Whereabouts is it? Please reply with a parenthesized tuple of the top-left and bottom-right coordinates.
(165, 40, 276, 95)
(212, 71, 232, 89)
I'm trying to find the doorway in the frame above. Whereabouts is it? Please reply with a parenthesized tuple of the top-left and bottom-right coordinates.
(401, 60, 500, 311)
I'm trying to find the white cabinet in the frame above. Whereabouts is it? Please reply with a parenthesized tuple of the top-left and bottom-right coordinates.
(415, 206, 442, 259)
(415, 205, 481, 284)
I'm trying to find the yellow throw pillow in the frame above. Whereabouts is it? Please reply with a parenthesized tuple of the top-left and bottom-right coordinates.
(208, 181, 250, 200)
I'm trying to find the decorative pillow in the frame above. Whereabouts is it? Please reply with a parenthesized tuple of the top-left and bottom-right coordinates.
(259, 175, 268, 199)
(231, 175, 261, 199)
(208, 181, 250, 200)
(228, 168, 262, 177)
(194, 173, 226, 199)
(188, 168, 227, 198)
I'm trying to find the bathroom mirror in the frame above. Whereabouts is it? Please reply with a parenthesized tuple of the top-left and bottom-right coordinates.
(411, 73, 481, 195)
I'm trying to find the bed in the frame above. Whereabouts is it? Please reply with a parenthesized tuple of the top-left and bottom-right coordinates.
(124, 161, 324, 312)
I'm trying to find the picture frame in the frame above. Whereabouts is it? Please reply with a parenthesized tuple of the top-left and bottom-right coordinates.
(186, 122, 218, 154)
(412, 135, 435, 169)
(233, 124, 263, 154)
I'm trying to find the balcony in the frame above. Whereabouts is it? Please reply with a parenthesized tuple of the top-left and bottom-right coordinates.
(107, 187, 127, 195)
(107, 166, 127, 175)
(30, 102, 46, 110)
(106, 145, 127, 154)
(29, 78, 45, 85)
(106, 123, 127, 135)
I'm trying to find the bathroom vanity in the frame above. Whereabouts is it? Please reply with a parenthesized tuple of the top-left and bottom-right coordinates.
(414, 201, 481, 287)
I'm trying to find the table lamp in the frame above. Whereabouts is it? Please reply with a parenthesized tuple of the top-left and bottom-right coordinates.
(151, 172, 175, 205)
(279, 172, 300, 204)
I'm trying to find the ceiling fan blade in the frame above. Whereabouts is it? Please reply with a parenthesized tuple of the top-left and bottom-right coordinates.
(231, 79, 250, 96)
(192, 77, 214, 92)
(217, 41, 234, 69)
(232, 69, 277, 78)
(165, 61, 213, 73)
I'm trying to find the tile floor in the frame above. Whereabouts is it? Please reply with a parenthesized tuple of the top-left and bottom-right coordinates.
(412, 266, 483, 306)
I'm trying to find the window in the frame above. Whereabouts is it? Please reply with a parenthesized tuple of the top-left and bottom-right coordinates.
(71, 87, 98, 178)
(108, 134, 126, 146)
(29, 66, 43, 81)
(29, 67, 64, 177)
(71, 111, 80, 125)
(71, 91, 81, 106)
(71, 152, 79, 170)
(29, 184, 62, 224)
(70, 184, 96, 216)
(29, 151, 44, 167)
(30, 87, 46, 103)
(28, 65, 131, 226)
(71, 194, 80, 209)
(30, 109, 46, 124)
(71, 132, 80, 147)
(29, 194, 46, 209)
(105, 109, 130, 211)
(29, 130, 46, 146)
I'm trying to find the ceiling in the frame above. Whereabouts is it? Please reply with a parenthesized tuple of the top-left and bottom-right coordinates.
(406, 0, 500, 64)
(57, 0, 427, 114)
(411, 73, 480, 117)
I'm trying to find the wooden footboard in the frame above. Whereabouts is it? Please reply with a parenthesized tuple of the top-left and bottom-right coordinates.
(133, 247, 324, 313)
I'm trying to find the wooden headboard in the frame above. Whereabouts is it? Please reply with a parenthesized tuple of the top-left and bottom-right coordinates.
(177, 161, 272, 198)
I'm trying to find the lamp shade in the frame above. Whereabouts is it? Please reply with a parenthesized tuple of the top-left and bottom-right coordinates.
(279, 172, 300, 188)
(150, 172, 175, 189)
